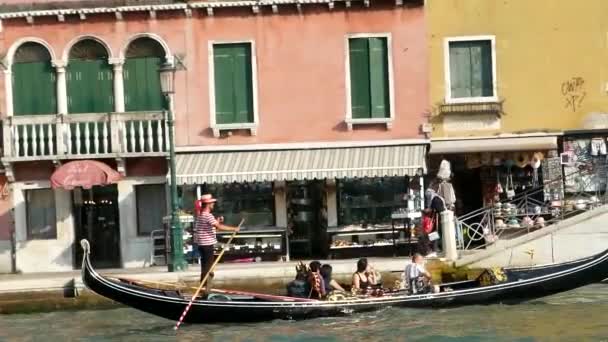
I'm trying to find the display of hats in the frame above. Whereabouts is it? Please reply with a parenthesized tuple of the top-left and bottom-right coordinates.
(495, 218, 506, 228)
(535, 217, 545, 228)
(515, 152, 531, 168)
(521, 216, 534, 227)
(507, 218, 520, 228)
(530, 152, 544, 169)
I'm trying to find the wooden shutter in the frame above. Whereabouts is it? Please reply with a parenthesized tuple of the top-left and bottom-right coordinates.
(449, 41, 473, 98)
(349, 38, 371, 119)
(13, 62, 56, 115)
(368, 37, 390, 118)
(68, 60, 113, 114)
(214, 45, 237, 124)
(124, 57, 164, 112)
(233, 44, 254, 123)
(214, 43, 254, 124)
(449, 40, 494, 99)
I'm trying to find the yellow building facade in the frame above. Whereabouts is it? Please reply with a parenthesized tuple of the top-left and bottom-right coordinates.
(425, 0, 608, 217)
(428, 0, 608, 138)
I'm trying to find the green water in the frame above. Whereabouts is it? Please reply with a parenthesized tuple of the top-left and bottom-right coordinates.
(1, 284, 607, 341)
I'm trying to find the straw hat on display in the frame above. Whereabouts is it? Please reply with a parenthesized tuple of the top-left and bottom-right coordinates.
(515, 152, 531, 169)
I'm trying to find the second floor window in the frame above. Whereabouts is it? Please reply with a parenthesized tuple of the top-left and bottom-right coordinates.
(12, 42, 56, 115)
(212, 43, 254, 125)
(67, 39, 113, 114)
(446, 37, 496, 102)
(348, 36, 390, 119)
(124, 38, 167, 112)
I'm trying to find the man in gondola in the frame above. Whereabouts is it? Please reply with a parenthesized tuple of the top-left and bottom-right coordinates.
(194, 194, 240, 293)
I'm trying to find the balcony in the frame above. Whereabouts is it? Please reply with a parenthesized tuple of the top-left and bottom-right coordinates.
(1, 111, 168, 177)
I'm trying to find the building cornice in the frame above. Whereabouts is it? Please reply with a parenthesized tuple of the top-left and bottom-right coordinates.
(0, 0, 420, 21)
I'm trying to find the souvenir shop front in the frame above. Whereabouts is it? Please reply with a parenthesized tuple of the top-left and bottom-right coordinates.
(429, 135, 560, 218)
(561, 130, 608, 197)
(173, 143, 428, 261)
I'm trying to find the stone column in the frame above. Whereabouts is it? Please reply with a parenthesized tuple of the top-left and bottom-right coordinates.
(109, 58, 125, 113)
(325, 179, 338, 227)
(441, 210, 458, 262)
(274, 181, 287, 228)
(52, 60, 68, 114)
(3, 69, 13, 117)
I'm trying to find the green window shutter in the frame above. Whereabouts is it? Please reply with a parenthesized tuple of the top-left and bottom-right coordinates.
(449, 40, 494, 99)
(13, 62, 56, 115)
(368, 37, 390, 118)
(233, 44, 254, 123)
(349, 38, 371, 119)
(214, 45, 236, 124)
(123, 59, 137, 111)
(145, 57, 165, 110)
(68, 60, 113, 114)
(213, 43, 254, 124)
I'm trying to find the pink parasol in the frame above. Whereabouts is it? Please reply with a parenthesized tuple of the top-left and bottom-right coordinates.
(50, 160, 122, 190)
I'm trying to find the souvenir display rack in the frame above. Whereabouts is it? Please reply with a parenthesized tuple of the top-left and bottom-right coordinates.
(329, 176, 423, 258)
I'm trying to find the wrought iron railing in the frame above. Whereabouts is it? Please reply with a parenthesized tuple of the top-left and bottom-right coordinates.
(456, 157, 608, 251)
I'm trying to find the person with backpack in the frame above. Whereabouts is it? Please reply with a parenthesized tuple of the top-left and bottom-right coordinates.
(421, 181, 446, 257)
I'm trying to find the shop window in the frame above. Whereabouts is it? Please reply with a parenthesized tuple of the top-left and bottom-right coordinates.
(446, 36, 496, 103)
(202, 182, 274, 227)
(136, 184, 167, 236)
(348, 36, 391, 120)
(338, 177, 408, 226)
(212, 43, 255, 125)
(26, 189, 57, 240)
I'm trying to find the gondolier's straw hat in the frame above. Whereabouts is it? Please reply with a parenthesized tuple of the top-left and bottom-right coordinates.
(200, 194, 217, 204)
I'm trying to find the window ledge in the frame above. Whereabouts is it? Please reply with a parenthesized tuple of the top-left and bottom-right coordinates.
(439, 100, 503, 116)
(211, 123, 258, 138)
(444, 96, 499, 105)
(345, 117, 393, 131)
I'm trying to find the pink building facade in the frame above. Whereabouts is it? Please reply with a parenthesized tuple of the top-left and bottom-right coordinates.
(0, 0, 428, 272)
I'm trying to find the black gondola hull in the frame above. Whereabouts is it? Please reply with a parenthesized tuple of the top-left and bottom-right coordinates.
(80, 240, 608, 324)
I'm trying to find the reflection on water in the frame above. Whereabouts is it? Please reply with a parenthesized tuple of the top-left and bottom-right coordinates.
(1, 285, 607, 342)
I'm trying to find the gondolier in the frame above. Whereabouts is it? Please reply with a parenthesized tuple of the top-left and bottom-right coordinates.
(194, 194, 240, 292)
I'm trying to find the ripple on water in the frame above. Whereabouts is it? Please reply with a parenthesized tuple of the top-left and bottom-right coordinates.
(0, 284, 607, 341)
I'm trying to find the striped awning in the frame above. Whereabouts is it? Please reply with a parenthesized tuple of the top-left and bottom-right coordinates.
(175, 145, 427, 184)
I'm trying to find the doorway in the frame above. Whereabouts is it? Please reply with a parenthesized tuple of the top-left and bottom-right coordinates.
(73, 185, 121, 268)
(287, 180, 326, 259)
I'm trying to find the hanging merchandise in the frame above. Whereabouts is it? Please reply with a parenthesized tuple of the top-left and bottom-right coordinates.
(516, 152, 531, 169)
(505, 170, 516, 199)
(438, 180, 456, 209)
(492, 152, 505, 166)
(530, 152, 544, 187)
(503, 154, 516, 169)
(590, 137, 607, 156)
(437, 159, 452, 180)
(495, 170, 504, 194)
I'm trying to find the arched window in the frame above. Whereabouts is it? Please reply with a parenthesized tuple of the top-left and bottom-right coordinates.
(12, 42, 56, 115)
(67, 39, 113, 114)
(124, 38, 166, 111)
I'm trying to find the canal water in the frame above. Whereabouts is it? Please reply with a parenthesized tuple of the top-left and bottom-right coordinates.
(1, 284, 607, 341)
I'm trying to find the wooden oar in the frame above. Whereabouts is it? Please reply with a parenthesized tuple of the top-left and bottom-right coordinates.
(174, 219, 244, 331)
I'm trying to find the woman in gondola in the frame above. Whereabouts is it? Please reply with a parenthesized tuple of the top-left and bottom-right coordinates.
(352, 258, 377, 291)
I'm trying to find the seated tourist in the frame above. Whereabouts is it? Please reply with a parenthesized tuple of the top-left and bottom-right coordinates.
(405, 253, 434, 294)
(320, 264, 345, 293)
(352, 258, 378, 291)
(286, 261, 309, 298)
(307, 261, 326, 299)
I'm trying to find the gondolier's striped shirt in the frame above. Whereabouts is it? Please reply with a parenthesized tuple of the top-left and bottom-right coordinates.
(194, 212, 218, 246)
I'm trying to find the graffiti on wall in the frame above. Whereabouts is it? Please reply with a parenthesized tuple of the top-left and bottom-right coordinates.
(561, 77, 586, 112)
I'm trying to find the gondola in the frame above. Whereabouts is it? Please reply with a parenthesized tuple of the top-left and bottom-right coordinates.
(80, 240, 608, 324)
